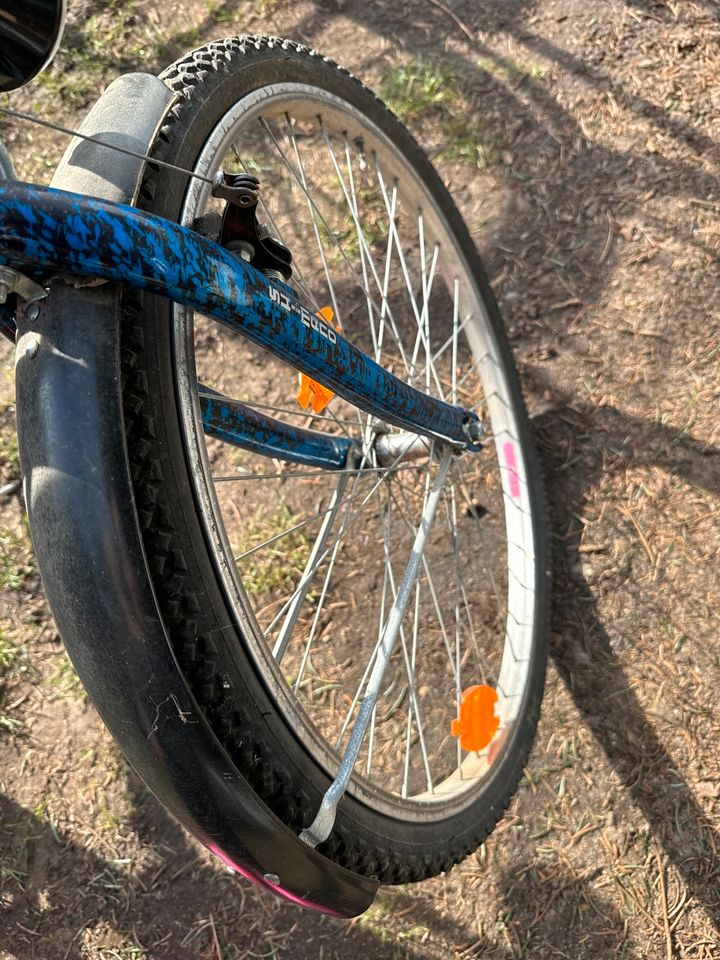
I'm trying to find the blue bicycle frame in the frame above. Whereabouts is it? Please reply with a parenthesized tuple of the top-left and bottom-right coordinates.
(0, 181, 483, 469)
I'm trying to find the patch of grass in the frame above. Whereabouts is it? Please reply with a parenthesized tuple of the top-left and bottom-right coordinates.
(436, 121, 505, 169)
(0, 626, 15, 671)
(82, 743, 129, 834)
(156, 25, 203, 62)
(0, 429, 19, 474)
(35, 68, 100, 108)
(34, 0, 143, 107)
(0, 527, 33, 590)
(0, 621, 33, 731)
(318, 186, 388, 265)
(477, 55, 546, 83)
(170, 26, 203, 49)
(95, 949, 146, 960)
(46, 650, 85, 702)
(0, 696, 21, 733)
(0, 863, 27, 892)
(251, 0, 281, 16)
(382, 63, 458, 119)
(659, 616, 687, 653)
(95, 802, 123, 834)
(382, 61, 505, 169)
(32, 794, 53, 823)
(81, 921, 147, 960)
(206, 0, 275, 18)
(234, 502, 309, 597)
(354, 892, 429, 953)
(206, 0, 237, 23)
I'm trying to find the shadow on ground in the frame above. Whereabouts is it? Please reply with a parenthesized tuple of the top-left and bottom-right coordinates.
(536, 394, 720, 938)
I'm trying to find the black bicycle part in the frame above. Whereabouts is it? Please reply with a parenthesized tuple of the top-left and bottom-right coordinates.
(0, 0, 67, 92)
(213, 170, 293, 280)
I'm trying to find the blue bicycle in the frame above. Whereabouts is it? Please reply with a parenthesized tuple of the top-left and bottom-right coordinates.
(0, 0, 549, 918)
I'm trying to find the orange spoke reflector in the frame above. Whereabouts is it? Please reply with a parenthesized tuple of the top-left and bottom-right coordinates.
(450, 684, 499, 752)
(297, 306, 341, 414)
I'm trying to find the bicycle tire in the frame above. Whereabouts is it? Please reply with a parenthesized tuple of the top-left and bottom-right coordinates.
(121, 36, 550, 883)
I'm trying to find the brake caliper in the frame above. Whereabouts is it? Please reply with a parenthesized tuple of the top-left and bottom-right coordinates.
(211, 171, 293, 281)
(211, 172, 340, 415)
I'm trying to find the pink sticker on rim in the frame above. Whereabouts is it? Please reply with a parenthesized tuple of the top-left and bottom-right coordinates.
(503, 441, 521, 499)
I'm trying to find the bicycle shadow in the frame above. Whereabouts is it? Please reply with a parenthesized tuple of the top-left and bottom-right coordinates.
(530, 383, 720, 934)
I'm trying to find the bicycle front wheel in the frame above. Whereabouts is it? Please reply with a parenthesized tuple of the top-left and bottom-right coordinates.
(121, 36, 549, 882)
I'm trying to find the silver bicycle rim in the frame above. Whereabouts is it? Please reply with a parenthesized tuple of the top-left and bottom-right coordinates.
(172, 83, 538, 821)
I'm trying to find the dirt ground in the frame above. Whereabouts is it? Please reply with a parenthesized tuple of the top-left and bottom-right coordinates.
(1, 0, 720, 957)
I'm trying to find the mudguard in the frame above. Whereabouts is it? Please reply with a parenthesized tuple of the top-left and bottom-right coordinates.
(14, 74, 377, 917)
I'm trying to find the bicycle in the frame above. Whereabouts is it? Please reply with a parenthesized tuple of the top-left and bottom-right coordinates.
(0, 1, 549, 918)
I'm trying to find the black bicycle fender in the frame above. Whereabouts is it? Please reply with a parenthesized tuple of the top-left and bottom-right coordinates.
(14, 77, 377, 918)
(50, 72, 176, 203)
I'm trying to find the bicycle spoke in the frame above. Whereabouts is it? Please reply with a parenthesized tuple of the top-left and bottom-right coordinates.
(422, 312, 471, 381)
(301, 447, 452, 847)
(450, 460, 514, 668)
(291, 475, 358, 692)
(374, 158, 445, 397)
(409, 212, 440, 386)
(451, 483, 463, 772)
(233, 485, 366, 562)
(389, 478, 459, 689)
(264, 434, 426, 638)
(273, 470, 349, 662)
(212, 462, 427, 483)
(337, 459, 435, 769)
(319, 123, 413, 377)
(444, 483, 487, 677)
(401, 578, 422, 798)
(341, 134, 379, 359)
(365, 481, 392, 777)
(399, 458, 434, 798)
(259, 116, 410, 365)
(373, 454, 435, 795)
(376, 178, 399, 365)
(282, 113, 342, 326)
(267, 450, 373, 644)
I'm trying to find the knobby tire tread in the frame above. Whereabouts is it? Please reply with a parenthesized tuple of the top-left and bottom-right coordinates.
(119, 35, 550, 884)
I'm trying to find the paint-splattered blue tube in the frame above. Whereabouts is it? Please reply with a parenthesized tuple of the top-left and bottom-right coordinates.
(201, 390, 355, 470)
(0, 182, 481, 448)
